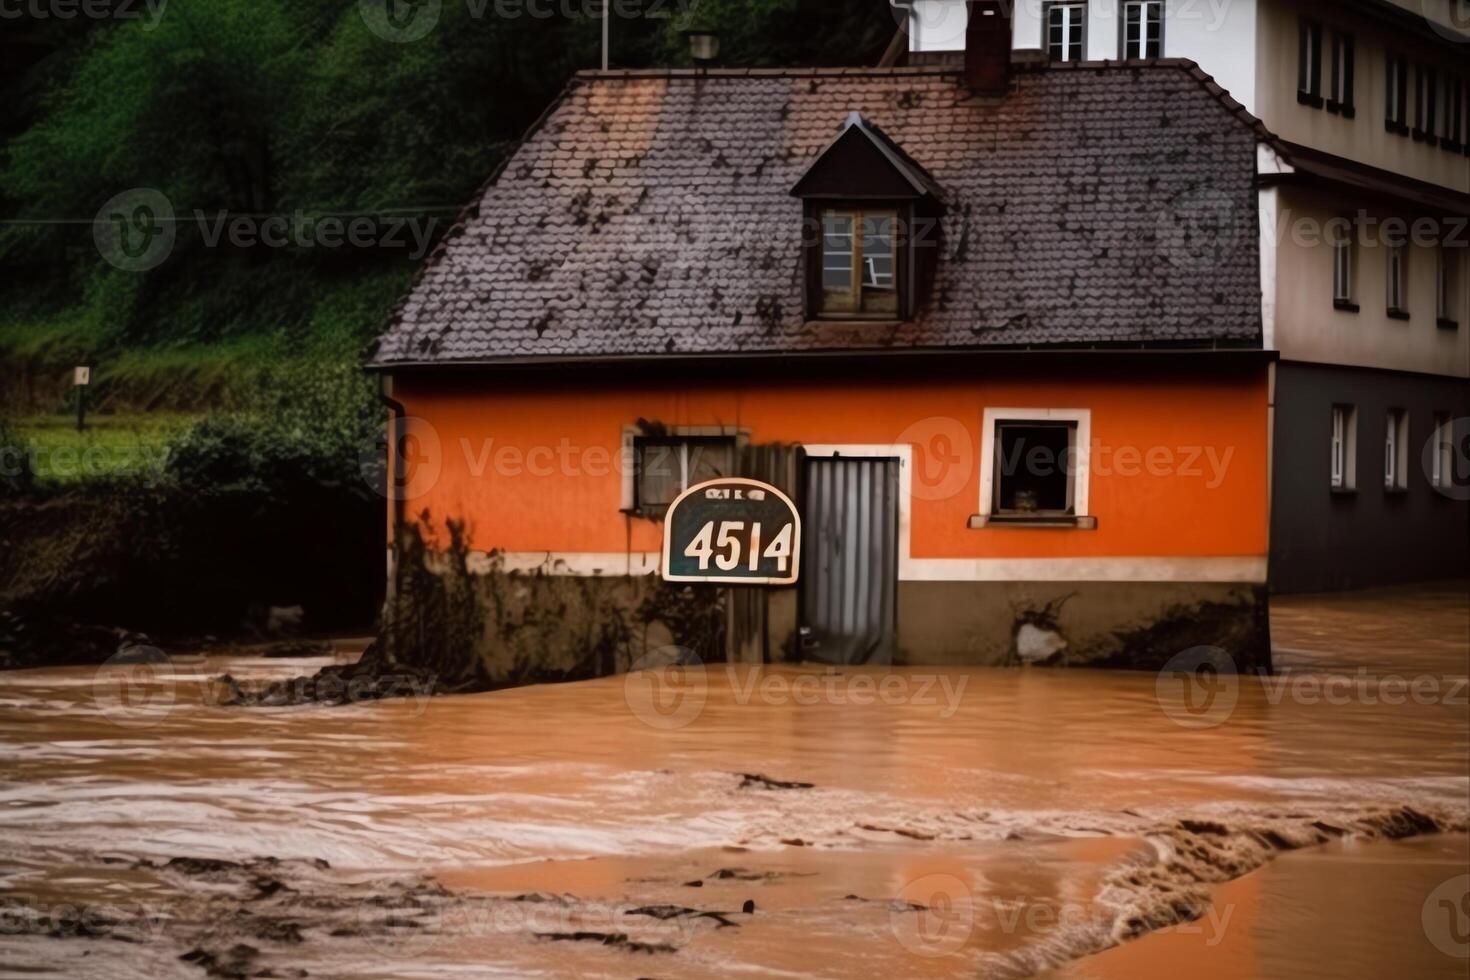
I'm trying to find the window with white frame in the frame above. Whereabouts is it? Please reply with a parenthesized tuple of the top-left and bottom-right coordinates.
(1438, 246, 1461, 326)
(1045, 2, 1086, 63)
(1332, 219, 1355, 307)
(1447, 75, 1466, 149)
(1297, 18, 1323, 106)
(1415, 65, 1439, 140)
(1331, 404, 1357, 490)
(1386, 54, 1409, 133)
(1328, 31, 1354, 114)
(1121, 1, 1162, 59)
(1387, 242, 1409, 316)
(1384, 408, 1408, 490)
(819, 209, 898, 316)
(978, 408, 1091, 525)
(630, 434, 735, 513)
(1431, 412, 1454, 489)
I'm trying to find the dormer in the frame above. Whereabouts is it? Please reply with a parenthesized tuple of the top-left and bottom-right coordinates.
(790, 112, 944, 321)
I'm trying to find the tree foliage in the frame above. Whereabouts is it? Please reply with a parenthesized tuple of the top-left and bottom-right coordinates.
(1, 0, 892, 363)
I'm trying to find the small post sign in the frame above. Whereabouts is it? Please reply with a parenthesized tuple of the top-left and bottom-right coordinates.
(74, 365, 91, 432)
(662, 478, 800, 585)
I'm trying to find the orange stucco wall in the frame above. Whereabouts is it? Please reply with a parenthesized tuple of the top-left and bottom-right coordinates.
(389, 363, 1270, 562)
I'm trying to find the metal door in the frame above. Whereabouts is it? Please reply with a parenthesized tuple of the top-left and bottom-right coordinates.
(799, 456, 899, 665)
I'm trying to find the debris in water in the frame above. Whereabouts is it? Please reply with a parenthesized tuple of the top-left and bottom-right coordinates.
(737, 772, 814, 790)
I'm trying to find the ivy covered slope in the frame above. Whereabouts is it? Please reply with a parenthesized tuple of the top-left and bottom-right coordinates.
(0, 0, 893, 413)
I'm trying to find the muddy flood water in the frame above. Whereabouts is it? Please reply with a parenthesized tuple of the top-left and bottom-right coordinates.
(2, 582, 1467, 979)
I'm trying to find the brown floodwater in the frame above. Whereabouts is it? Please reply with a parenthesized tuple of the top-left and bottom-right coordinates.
(1, 583, 1466, 978)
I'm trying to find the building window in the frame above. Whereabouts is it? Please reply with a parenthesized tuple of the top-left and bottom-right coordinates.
(1431, 412, 1455, 490)
(818, 208, 898, 317)
(1439, 246, 1461, 328)
(1297, 19, 1323, 107)
(1384, 408, 1408, 490)
(1386, 54, 1409, 134)
(631, 435, 736, 513)
(1327, 32, 1354, 115)
(1446, 75, 1466, 151)
(1387, 242, 1409, 318)
(1121, 0, 1162, 59)
(977, 408, 1092, 527)
(1331, 405, 1357, 490)
(1332, 220, 1357, 310)
(1414, 65, 1438, 141)
(1045, 2, 1086, 63)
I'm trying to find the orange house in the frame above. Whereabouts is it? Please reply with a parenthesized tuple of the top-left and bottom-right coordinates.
(369, 61, 1277, 671)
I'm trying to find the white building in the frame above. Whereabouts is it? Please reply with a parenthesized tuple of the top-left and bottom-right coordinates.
(897, 0, 1469, 589)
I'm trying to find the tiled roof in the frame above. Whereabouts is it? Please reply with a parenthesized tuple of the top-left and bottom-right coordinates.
(370, 61, 1267, 366)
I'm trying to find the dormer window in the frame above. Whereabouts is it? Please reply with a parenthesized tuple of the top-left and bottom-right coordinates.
(792, 112, 944, 322)
(820, 209, 898, 316)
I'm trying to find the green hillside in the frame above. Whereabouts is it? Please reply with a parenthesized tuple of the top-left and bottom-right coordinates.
(1, 0, 893, 414)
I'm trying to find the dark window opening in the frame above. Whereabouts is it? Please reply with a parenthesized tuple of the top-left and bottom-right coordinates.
(1297, 19, 1323, 107)
(1387, 243, 1409, 317)
(1444, 76, 1465, 151)
(633, 436, 735, 513)
(818, 208, 900, 317)
(1386, 54, 1409, 134)
(1332, 220, 1356, 310)
(1414, 65, 1438, 140)
(993, 422, 1077, 516)
(1327, 31, 1354, 115)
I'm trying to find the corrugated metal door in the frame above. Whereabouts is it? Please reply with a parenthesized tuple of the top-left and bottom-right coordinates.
(799, 457, 899, 665)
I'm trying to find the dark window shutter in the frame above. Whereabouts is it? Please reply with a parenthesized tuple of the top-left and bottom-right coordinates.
(1399, 58, 1410, 124)
(1298, 20, 1309, 93)
(1342, 35, 1355, 110)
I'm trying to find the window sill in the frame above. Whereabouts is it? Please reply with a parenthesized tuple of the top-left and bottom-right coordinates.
(1333, 299, 1360, 313)
(807, 316, 904, 326)
(1329, 486, 1358, 496)
(1326, 100, 1353, 117)
(1384, 485, 1409, 496)
(1411, 128, 1428, 142)
(1443, 138, 1465, 153)
(1437, 318, 1460, 330)
(1385, 120, 1409, 136)
(1387, 308, 1411, 321)
(1297, 91, 1324, 108)
(967, 514, 1098, 530)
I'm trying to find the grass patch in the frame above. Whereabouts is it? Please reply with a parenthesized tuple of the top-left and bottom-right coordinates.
(11, 412, 197, 485)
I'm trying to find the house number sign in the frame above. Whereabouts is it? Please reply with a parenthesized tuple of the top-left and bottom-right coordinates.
(661, 478, 801, 585)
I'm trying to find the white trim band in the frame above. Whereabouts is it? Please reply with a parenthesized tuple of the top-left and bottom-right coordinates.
(458, 551, 1265, 584)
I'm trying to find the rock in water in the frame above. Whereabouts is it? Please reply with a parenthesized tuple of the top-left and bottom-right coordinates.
(1016, 623, 1067, 665)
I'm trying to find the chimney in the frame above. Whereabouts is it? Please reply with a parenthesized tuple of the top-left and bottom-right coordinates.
(964, 0, 1012, 95)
